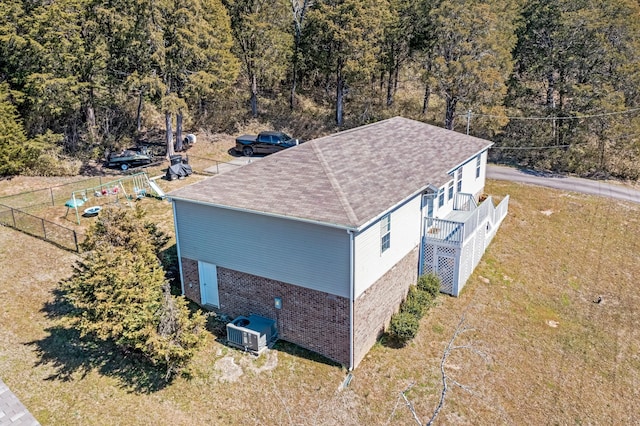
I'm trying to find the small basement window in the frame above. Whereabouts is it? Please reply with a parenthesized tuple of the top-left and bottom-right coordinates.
(380, 214, 391, 253)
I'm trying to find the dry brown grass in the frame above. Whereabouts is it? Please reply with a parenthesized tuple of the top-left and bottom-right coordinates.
(1, 158, 639, 424)
(355, 181, 640, 424)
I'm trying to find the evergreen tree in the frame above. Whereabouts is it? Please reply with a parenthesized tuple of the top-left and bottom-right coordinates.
(289, 0, 313, 109)
(0, 83, 31, 175)
(96, 0, 161, 135)
(303, 0, 388, 126)
(502, 0, 640, 177)
(63, 206, 206, 379)
(0, 0, 29, 85)
(224, 0, 292, 117)
(379, 0, 421, 107)
(21, 0, 109, 147)
(154, 0, 239, 156)
(428, 0, 519, 131)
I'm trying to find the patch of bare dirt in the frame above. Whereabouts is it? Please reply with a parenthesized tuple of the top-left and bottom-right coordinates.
(214, 357, 243, 383)
(214, 350, 278, 383)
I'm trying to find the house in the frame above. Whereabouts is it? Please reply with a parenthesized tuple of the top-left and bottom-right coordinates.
(168, 116, 509, 369)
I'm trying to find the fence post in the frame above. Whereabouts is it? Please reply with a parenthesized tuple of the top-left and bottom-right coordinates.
(73, 230, 79, 252)
(42, 218, 47, 240)
(50, 187, 55, 206)
(10, 207, 16, 228)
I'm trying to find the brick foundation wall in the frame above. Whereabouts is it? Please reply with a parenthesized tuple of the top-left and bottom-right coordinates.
(181, 258, 201, 304)
(353, 246, 419, 367)
(182, 248, 420, 368)
(218, 267, 350, 366)
(179, 259, 351, 366)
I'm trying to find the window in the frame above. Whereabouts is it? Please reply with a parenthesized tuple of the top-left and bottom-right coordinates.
(380, 214, 391, 253)
(438, 188, 445, 207)
(456, 168, 462, 192)
(448, 181, 454, 200)
(475, 155, 481, 178)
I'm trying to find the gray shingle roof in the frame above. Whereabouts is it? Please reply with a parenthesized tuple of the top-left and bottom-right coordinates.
(169, 116, 492, 229)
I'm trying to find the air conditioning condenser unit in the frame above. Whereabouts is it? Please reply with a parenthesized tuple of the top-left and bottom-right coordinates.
(226, 314, 277, 354)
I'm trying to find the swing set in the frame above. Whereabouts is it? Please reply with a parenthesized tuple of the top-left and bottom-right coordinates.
(64, 172, 165, 224)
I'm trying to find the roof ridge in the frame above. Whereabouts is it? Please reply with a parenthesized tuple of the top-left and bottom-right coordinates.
(311, 142, 360, 225)
(319, 117, 403, 140)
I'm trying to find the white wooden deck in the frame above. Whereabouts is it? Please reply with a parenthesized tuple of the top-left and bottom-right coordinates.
(421, 195, 510, 296)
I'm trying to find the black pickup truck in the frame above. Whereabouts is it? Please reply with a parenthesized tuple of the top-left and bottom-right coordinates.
(235, 131, 300, 156)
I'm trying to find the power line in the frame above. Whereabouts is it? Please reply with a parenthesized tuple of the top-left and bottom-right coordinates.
(461, 107, 640, 121)
(491, 144, 572, 150)
(490, 132, 637, 150)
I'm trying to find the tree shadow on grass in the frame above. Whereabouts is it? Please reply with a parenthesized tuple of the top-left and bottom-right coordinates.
(27, 326, 170, 393)
(29, 288, 172, 394)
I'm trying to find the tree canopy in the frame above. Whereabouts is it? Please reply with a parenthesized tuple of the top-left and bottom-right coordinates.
(0, 83, 30, 175)
(428, 0, 519, 131)
(0, 0, 639, 179)
(303, 0, 388, 126)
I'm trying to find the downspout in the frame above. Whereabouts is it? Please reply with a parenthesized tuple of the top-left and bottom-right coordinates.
(348, 229, 355, 370)
(418, 195, 425, 276)
(171, 200, 185, 296)
(419, 218, 425, 276)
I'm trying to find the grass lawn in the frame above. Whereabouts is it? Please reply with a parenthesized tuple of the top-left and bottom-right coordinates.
(1, 173, 639, 424)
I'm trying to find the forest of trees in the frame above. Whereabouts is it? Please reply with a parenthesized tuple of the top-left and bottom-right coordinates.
(1, 0, 639, 179)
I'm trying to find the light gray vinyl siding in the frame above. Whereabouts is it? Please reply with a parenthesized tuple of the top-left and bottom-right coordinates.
(175, 200, 351, 297)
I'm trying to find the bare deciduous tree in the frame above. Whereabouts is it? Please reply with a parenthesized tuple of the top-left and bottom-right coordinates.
(389, 315, 488, 426)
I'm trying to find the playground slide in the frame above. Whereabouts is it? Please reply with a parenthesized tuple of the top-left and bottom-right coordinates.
(148, 180, 166, 199)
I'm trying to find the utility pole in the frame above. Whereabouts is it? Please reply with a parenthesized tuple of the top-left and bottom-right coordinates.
(466, 109, 472, 135)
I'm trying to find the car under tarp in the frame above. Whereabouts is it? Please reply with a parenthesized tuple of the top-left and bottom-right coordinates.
(165, 162, 193, 181)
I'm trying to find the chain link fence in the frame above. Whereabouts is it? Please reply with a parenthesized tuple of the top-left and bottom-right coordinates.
(0, 203, 80, 252)
(0, 176, 106, 212)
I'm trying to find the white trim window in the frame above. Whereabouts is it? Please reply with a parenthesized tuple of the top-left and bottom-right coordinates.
(476, 155, 481, 178)
(380, 214, 391, 253)
(438, 188, 445, 207)
(456, 168, 462, 192)
(448, 181, 454, 201)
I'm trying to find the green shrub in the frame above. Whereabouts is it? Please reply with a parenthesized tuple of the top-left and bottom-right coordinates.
(388, 277, 442, 346)
(417, 273, 442, 298)
(389, 312, 419, 344)
(412, 285, 434, 308)
(401, 286, 431, 318)
(401, 295, 424, 317)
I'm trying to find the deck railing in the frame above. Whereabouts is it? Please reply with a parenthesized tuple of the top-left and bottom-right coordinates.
(424, 217, 464, 244)
(424, 195, 509, 245)
(453, 192, 477, 211)
(494, 195, 510, 223)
